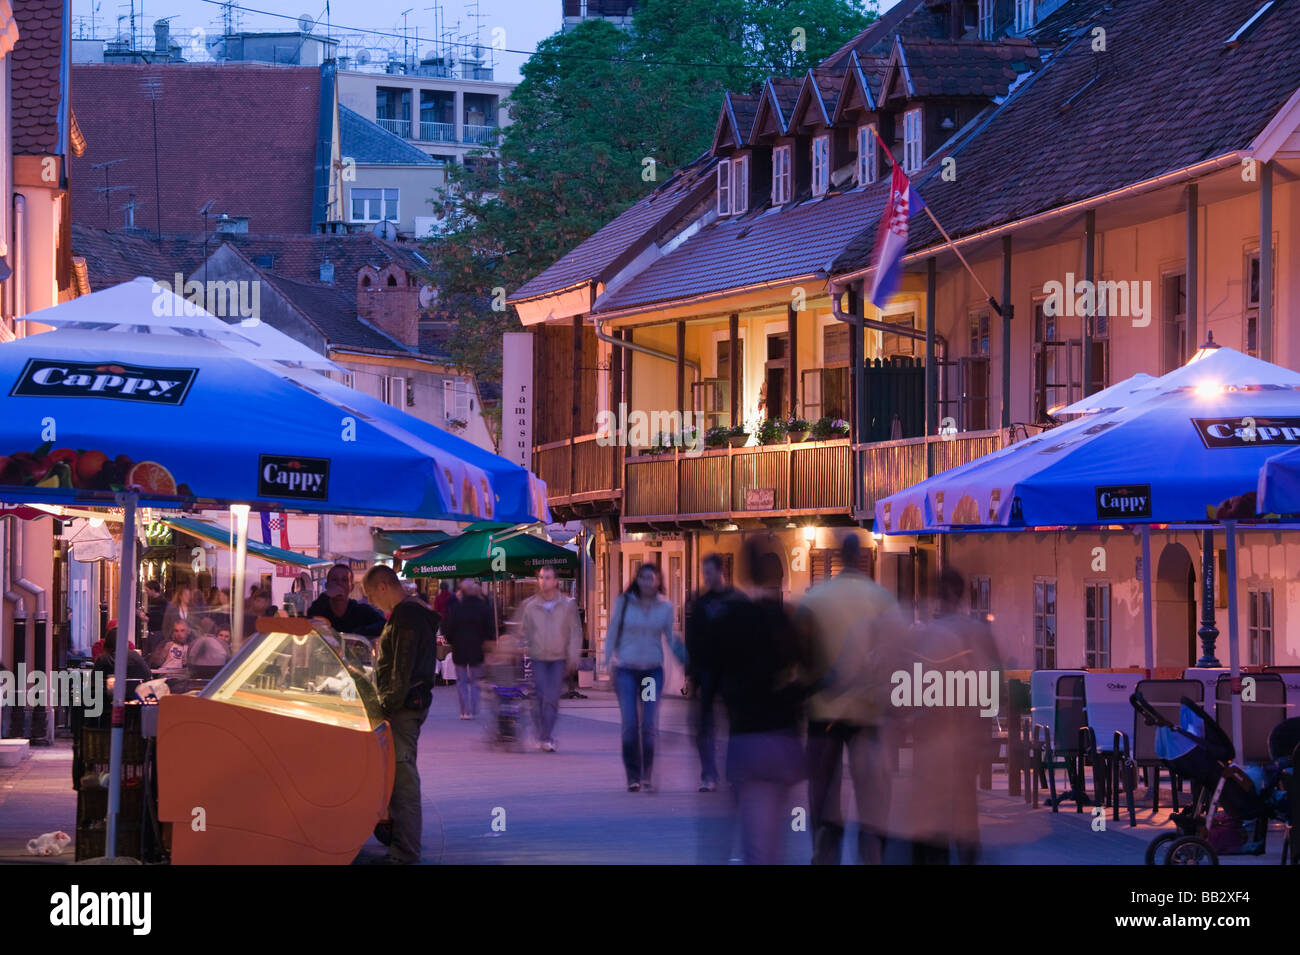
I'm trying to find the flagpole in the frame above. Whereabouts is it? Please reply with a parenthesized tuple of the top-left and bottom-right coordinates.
(869, 126, 1005, 317)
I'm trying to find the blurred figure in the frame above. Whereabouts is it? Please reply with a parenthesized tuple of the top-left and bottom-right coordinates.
(712, 541, 810, 864)
(160, 585, 193, 649)
(444, 578, 494, 719)
(242, 587, 274, 640)
(897, 567, 1001, 865)
(186, 626, 231, 667)
(144, 580, 166, 634)
(93, 627, 152, 684)
(433, 580, 454, 617)
(796, 534, 905, 865)
(519, 566, 581, 752)
(604, 563, 685, 791)
(685, 553, 745, 793)
(308, 564, 386, 637)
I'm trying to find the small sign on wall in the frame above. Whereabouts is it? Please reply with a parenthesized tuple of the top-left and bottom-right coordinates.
(502, 332, 533, 471)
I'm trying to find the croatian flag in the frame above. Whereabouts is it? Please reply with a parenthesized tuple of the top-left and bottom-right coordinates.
(868, 164, 927, 309)
(260, 512, 291, 550)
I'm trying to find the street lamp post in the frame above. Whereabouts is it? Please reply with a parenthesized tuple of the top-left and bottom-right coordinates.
(1196, 529, 1220, 667)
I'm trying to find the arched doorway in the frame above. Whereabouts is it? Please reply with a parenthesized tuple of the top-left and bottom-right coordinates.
(1155, 543, 1195, 668)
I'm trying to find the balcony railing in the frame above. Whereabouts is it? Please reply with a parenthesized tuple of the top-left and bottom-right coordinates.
(376, 117, 412, 138)
(534, 434, 622, 511)
(855, 429, 1005, 514)
(623, 439, 853, 522)
(419, 120, 457, 142)
(463, 123, 498, 144)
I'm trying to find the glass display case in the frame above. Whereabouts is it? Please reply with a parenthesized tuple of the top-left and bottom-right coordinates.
(202, 622, 382, 732)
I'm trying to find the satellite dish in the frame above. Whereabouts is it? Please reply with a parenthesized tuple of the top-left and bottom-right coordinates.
(356, 49, 371, 65)
(418, 285, 437, 309)
(298, 13, 315, 33)
(371, 219, 399, 241)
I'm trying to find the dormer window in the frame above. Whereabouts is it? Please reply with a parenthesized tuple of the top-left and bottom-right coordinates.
(731, 155, 749, 215)
(978, 0, 995, 39)
(1015, 0, 1035, 32)
(772, 145, 792, 205)
(811, 135, 830, 196)
(717, 161, 732, 215)
(903, 108, 923, 173)
(857, 124, 878, 185)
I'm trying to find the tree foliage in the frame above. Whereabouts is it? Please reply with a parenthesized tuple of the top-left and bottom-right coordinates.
(421, 0, 877, 396)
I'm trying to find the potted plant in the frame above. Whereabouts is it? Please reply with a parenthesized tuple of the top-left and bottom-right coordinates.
(757, 417, 786, 446)
(647, 431, 677, 455)
(810, 416, 850, 441)
(726, 424, 750, 448)
(785, 417, 810, 442)
(704, 426, 730, 449)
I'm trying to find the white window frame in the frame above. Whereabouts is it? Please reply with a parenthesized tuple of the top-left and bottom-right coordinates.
(979, 0, 995, 39)
(811, 134, 830, 196)
(1015, 0, 1035, 32)
(903, 109, 923, 173)
(772, 144, 792, 205)
(383, 375, 408, 409)
(731, 155, 749, 214)
(443, 378, 473, 423)
(1084, 580, 1111, 668)
(857, 123, 878, 185)
(351, 187, 399, 223)
(1248, 588, 1273, 666)
(716, 161, 732, 216)
(1033, 577, 1057, 669)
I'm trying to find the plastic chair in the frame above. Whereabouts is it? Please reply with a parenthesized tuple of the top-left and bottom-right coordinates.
(1029, 671, 1089, 812)
(1216, 672, 1286, 765)
(1083, 672, 1140, 826)
(1132, 678, 1203, 813)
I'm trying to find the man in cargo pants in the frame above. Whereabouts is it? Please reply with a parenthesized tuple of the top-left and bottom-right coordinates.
(364, 565, 439, 864)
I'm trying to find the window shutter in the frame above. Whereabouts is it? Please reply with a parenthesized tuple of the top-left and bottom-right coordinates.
(717, 162, 731, 216)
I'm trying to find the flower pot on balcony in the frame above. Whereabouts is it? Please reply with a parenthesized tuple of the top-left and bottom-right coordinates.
(786, 430, 809, 443)
(727, 434, 750, 448)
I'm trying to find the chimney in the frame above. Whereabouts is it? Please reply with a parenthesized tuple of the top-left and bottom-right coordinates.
(357, 268, 420, 347)
(154, 19, 170, 56)
(215, 214, 250, 234)
(320, 259, 334, 283)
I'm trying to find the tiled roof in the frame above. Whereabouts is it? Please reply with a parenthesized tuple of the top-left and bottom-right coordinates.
(768, 76, 803, 129)
(891, 38, 1041, 100)
(593, 183, 889, 313)
(255, 270, 412, 353)
(509, 154, 719, 304)
(339, 105, 438, 166)
(819, 0, 932, 68)
(729, 93, 760, 144)
(70, 64, 322, 234)
(11, 0, 63, 155)
(833, 0, 1300, 275)
(72, 225, 428, 292)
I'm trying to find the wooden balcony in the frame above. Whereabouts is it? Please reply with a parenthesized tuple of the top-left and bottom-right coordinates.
(855, 429, 1005, 515)
(533, 433, 622, 519)
(623, 439, 853, 524)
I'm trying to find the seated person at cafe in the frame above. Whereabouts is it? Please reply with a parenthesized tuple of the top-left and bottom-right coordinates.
(152, 619, 191, 671)
(90, 617, 141, 660)
(186, 627, 231, 667)
(93, 627, 152, 682)
(308, 564, 386, 636)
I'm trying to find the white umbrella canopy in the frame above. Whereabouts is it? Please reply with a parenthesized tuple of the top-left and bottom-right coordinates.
(1051, 373, 1156, 417)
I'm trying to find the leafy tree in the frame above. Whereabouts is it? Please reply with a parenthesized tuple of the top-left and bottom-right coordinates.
(422, 0, 877, 404)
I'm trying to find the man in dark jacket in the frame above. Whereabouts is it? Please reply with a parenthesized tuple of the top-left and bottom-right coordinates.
(442, 578, 494, 719)
(308, 563, 386, 637)
(363, 564, 439, 864)
(685, 554, 745, 792)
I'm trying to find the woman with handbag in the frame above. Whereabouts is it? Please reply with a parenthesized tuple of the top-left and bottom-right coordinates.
(605, 563, 686, 792)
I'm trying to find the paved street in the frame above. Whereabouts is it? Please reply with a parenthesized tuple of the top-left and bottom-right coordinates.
(3, 687, 1286, 865)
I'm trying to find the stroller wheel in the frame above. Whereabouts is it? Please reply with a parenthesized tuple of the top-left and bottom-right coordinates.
(1163, 836, 1218, 866)
(1144, 832, 1180, 866)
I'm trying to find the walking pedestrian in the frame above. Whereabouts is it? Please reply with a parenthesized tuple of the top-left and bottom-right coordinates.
(711, 542, 811, 864)
(362, 564, 439, 865)
(433, 580, 454, 618)
(604, 563, 686, 792)
(685, 553, 744, 792)
(796, 533, 906, 865)
(517, 566, 580, 752)
(443, 578, 494, 719)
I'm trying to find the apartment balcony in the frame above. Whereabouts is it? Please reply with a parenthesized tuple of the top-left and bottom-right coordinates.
(463, 123, 498, 145)
(623, 439, 853, 525)
(419, 121, 457, 143)
(376, 117, 412, 138)
(853, 428, 1006, 516)
(534, 433, 622, 520)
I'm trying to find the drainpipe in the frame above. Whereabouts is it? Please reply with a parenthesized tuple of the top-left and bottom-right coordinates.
(2, 521, 24, 738)
(593, 313, 701, 416)
(9, 521, 48, 742)
(13, 195, 25, 325)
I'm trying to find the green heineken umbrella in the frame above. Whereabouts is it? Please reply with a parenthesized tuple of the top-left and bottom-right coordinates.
(402, 524, 577, 579)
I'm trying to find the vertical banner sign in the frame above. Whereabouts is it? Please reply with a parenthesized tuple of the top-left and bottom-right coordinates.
(502, 332, 534, 471)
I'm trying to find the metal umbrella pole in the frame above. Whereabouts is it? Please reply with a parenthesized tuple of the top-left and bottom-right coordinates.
(1224, 519, 1245, 760)
(106, 491, 139, 858)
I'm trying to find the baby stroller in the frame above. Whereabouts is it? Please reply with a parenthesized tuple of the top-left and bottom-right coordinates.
(482, 637, 530, 751)
(1130, 691, 1300, 865)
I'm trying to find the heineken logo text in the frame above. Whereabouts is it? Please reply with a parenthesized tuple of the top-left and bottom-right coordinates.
(11, 359, 197, 405)
(259, 455, 330, 501)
